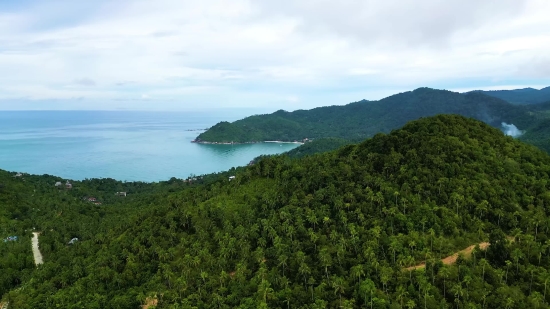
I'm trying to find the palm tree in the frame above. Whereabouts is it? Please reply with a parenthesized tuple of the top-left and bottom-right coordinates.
(511, 248, 523, 272)
(505, 297, 514, 309)
(350, 264, 365, 285)
(401, 197, 408, 214)
(380, 266, 393, 293)
(277, 254, 288, 277)
(298, 262, 311, 286)
(481, 289, 489, 309)
(476, 200, 489, 219)
(530, 291, 544, 308)
(462, 275, 472, 301)
(452, 283, 464, 309)
(359, 279, 376, 309)
(406, 255, 416, 280)
(450, 192, 464, 216)
(319, 248, 332, 281)
(505, 260, 512, 283)
(389, 237, 400, 264)
(396, 285, 408, 308)
(409, 240, 417, 255)
(258, 279, 274, 304)
(306, 210, 318, 230)
(332, 276, 346, 308)
(393, 191, 400, 206)
(479, 259, 489, 281)
(540, 270, 550, 299)
(428, 228, 435, 251)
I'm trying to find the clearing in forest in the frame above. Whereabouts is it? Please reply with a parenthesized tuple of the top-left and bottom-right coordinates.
(405, 242, 490, 271)
(141, 297, 158, 309)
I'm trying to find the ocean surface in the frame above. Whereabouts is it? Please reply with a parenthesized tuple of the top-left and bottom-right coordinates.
(0, 111, 300, 182)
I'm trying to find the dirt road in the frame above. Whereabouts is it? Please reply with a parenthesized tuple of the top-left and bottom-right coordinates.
(32, 232, 43, 265)
(406, 242, 490, 271)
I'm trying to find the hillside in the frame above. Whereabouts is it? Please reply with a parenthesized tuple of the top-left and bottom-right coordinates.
(285, 137, 354, 159)
(195, 88, 535, 144)
(520, 118, 550, 153)
(471, 86, 550, 105)
(0, 169, 237, 304)
(4, 115, 550, 308)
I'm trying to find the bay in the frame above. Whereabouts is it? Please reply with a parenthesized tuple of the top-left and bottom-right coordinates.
(0, 111, 300, 182)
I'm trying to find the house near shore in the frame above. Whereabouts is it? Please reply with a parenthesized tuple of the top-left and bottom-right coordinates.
(55, 181, 62, 187)
(229, 176, 236, 181)
(14, 172, 22, 177)
(65, 181, 72, 189)
(116, 192, 127, 197)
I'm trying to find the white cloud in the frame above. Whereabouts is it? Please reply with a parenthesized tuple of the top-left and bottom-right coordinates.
(0, 0, 549, 110)
(74, 78, 96, 86)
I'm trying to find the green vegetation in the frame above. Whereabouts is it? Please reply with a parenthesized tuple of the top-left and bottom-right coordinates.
(520, 119, 550, 153)
(195, 88, 536, 143)
(0, 169, 238, 303)
(197, 87, 550, 156)
(285, 138, 354, 159)
(249, 138, 354, 164)
(3, 115, 550, 308)
(471, 87, 550, 105)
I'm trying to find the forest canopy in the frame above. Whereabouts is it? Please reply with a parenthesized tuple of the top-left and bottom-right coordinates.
(3, 115, 550, 308)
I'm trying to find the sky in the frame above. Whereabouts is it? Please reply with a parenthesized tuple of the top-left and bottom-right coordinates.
(0, 0, 549, 111)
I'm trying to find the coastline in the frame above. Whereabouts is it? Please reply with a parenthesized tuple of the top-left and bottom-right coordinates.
(192, 140, 304, 145)
(264, 141, 304, 144)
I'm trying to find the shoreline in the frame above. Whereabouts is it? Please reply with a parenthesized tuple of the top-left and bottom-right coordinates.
(192, 140, 304, 145)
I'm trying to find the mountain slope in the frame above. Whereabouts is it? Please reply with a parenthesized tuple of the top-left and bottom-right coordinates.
(7, 115, 550, 308)
(471, 86, 550, 105)
(195, 88, 534, 143)
(285, 137, 353, 159)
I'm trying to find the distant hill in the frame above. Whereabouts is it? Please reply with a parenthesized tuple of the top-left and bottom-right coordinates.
(470, 86, 550, 105)
(195, 88, 535, 144)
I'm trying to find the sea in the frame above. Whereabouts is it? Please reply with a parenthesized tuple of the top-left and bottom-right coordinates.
(0, 110, 300, 182)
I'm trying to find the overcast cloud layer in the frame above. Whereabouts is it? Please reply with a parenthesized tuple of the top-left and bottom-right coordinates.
(0, 0, 549, 111)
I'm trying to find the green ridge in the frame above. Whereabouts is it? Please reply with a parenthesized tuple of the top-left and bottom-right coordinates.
(195, 88, 535, 144)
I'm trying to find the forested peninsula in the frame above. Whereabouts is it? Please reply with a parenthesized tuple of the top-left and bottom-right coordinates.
(195, 87, 550, 155)
(3, 115, 550, 308)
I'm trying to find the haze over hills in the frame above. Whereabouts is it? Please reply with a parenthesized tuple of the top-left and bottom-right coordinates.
(195, 87, 550, 153)
(3, 115, 550, 308)
(470, 86, 550, 105)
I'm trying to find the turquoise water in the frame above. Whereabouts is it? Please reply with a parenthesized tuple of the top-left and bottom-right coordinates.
(0, 111, 299, 182)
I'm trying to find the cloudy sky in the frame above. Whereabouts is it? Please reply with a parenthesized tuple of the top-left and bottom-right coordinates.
(0, 0, 549, 111)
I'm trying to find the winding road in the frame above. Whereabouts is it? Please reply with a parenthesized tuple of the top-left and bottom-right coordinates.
(32, 232, 43, 266)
